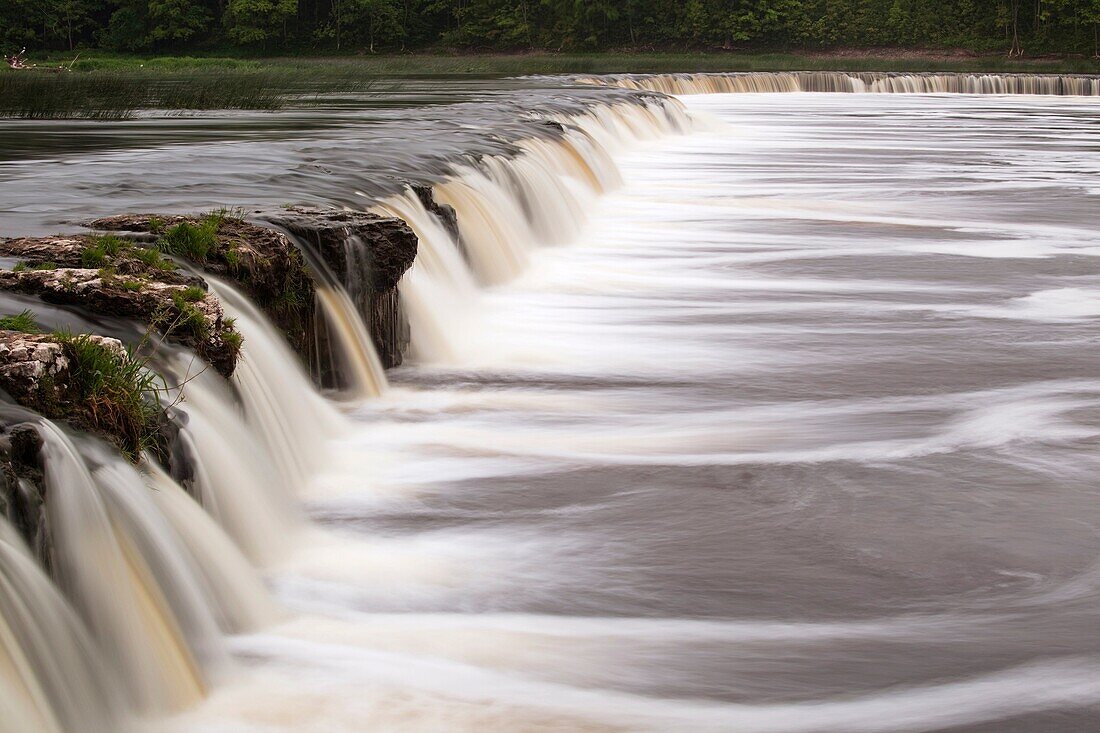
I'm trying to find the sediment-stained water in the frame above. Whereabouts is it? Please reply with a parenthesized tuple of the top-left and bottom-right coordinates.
(147, 92, 1100, 731)
(3, 81, 1100, 732)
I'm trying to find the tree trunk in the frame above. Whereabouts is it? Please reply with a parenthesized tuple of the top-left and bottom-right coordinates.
(1009, 0, 1023, 56)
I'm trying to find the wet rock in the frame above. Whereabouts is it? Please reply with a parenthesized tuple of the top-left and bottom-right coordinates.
(90, 214, 314, 358)
(0, 269, 238, 379)
(0, 420, 49, 568)
(412, 184, 461, 245)
(260, 207, 418, 369)
(265, 207, 417, 292)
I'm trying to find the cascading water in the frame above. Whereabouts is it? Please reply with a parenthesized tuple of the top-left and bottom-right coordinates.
(0, 518, 119, 733)
(209, 278, 349, 488)
(0, 93, 698, 733)
(40, 421, 223, 712)
(377, 99, 692, 363)
(584, 70, 1100, 95)
(2, 73, 1098, 733)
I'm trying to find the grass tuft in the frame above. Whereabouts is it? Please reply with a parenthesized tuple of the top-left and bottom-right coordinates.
(159, 214, 221, 263)
(169, 292, 211, 342)
(55, 331, 166, 459)
(222, 328, 243, 357)
(179, 285, 206, 302)
(132, 246, 177, 270)
(0, 310, 41, 333)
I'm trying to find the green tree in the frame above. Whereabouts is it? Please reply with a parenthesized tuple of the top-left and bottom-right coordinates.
(149, 0, 210, 44)
(224, 0, 294, 46)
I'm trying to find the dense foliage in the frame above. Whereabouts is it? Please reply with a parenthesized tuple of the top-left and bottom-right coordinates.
(3, 0, 1100, 57)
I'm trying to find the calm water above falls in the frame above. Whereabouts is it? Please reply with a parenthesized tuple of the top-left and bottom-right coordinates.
(149, 93, 1100, 732)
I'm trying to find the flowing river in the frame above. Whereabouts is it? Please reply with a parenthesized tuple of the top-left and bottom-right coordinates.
(2, 79, 1100, 732)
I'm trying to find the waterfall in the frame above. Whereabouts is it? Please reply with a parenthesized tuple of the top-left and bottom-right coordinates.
(210, 278, 349, 489)
(373, 190, 481, 364)
(0, 519, 119, 733)
(172, 366, 305, 567)
(40, 421, 225, 713)
(377, 98, 691, 363)
(314, 285, 389, 399)
(584, 71, 1100, 96)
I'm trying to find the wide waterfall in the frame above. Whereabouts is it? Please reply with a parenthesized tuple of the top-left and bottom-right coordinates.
(585, 71, 1100, 95)
(377, 99, 690, 362)
(2, 70, 1100, 733)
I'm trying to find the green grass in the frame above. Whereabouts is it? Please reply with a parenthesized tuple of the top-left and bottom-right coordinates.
(222, 328, 243, 357)
(0, 310, 41, 333)
(3, 51, 1096, 119)
(0, 59, 374, 119)
(158, 215, 222, 263)
(132, 246, 177, 270)
(178, 285, 207, 302)
(55, 331, 166, 459)
(28, 50, 1100, 75)
(169, 292, 211, 342)
(81, 235, 124, 267)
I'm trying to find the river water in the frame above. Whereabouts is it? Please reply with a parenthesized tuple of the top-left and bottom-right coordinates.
(4, 84, 1100, 732)
(146, 92, 1100, 732)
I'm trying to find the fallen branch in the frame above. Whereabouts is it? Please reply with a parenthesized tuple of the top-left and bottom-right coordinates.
(5, 48, 35, 70)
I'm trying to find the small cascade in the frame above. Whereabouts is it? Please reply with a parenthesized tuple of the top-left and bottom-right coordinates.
(0, 519, 120, 733)
(141, 463, 280, 632)
(374, 190, 481, 363)
(314, 285, 388, 399)
(585, 71, 1100, 96)
(266, 215, 406, 388)
(377, 98, 691, 363)
(210, 278, 349, 489)
(39, 421, 225, 713)
(172, 366, 305, 567)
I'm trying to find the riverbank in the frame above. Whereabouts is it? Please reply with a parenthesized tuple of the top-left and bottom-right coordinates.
(4, 52, 1100, 119)
(24, 49, 1100, 75)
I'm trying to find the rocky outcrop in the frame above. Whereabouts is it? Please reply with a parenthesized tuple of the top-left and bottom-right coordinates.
(0, 331, 118, 406)
(90, 214, 314, 356)
(0, 235, 241, 377)
(260, 207, 418, 369)
(412, 185, 460, 245)
(0, 419, 50, 568)
(0, 330, 172, 461)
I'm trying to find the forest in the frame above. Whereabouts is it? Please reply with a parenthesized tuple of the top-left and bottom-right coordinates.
(2, 0, 1100, 59)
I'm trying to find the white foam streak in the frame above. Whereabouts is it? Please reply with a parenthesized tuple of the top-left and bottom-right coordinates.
(588, 71, 1100, 96)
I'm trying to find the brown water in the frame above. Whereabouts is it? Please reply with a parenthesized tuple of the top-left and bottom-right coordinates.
(2, 81, 1100, 733)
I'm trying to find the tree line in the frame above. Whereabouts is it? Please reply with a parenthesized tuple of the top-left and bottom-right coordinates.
(3, 0, 1100, 58)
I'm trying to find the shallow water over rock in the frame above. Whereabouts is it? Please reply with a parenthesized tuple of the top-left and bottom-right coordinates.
(3, 80, 1100, 733)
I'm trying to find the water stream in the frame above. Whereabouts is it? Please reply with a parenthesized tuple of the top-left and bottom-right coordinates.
(1, 77, 1099, 732)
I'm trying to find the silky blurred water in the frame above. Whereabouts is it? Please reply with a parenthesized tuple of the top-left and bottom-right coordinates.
(254, 93, 1100, 732)
(7, 85, 1100, 732)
